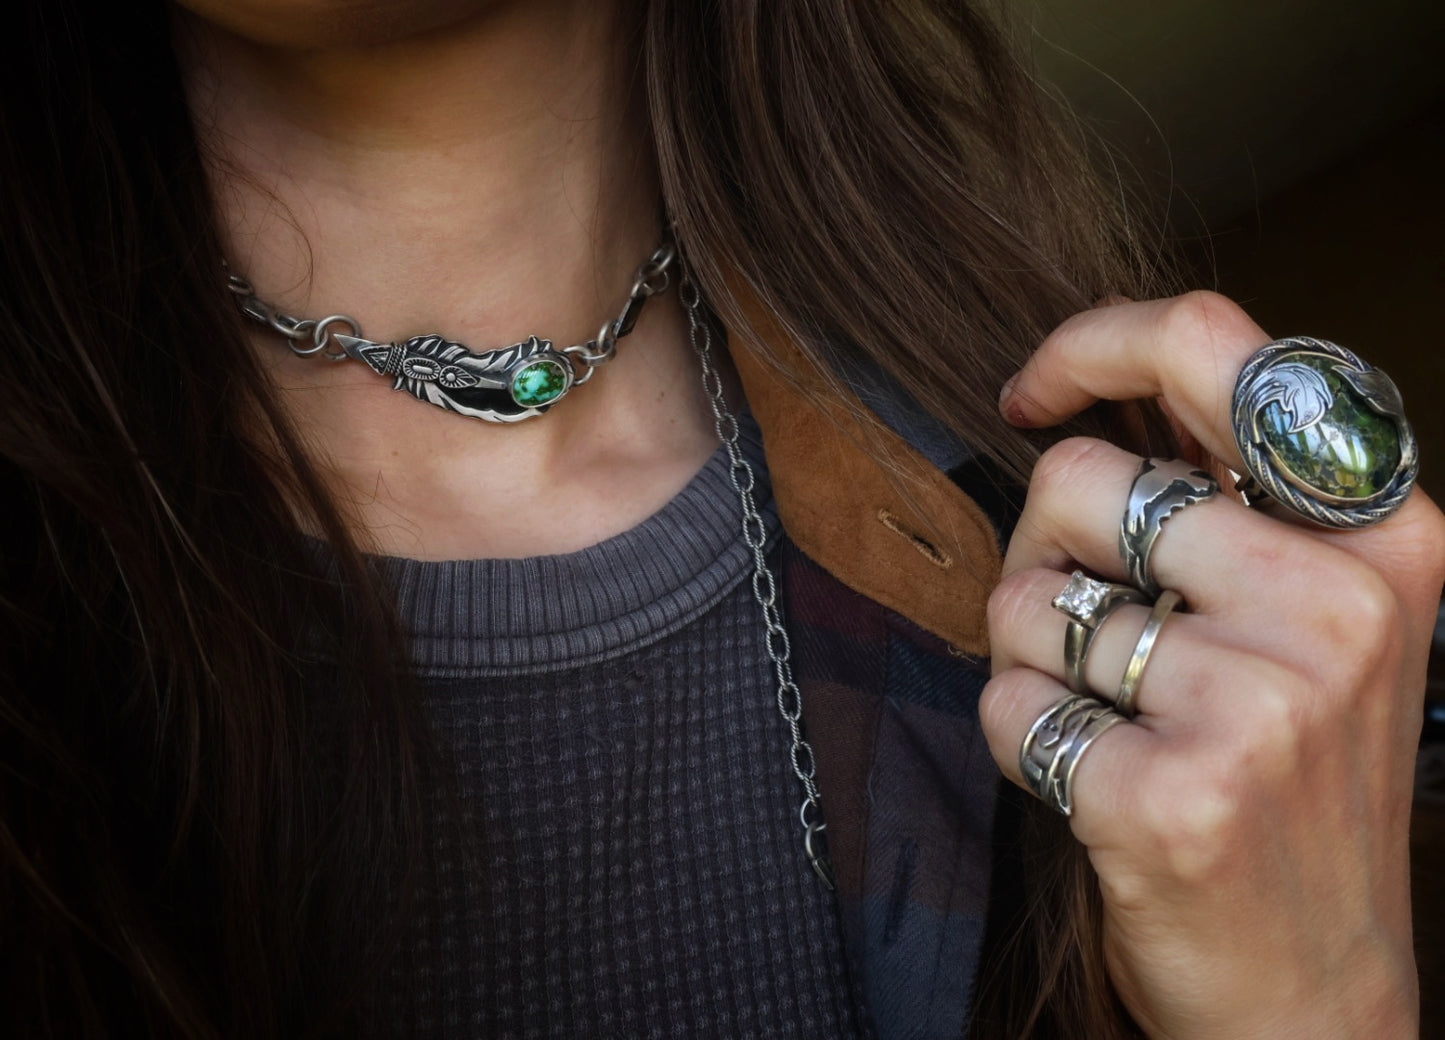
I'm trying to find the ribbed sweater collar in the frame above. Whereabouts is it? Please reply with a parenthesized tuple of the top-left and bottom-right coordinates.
(376, 412, 775, 678)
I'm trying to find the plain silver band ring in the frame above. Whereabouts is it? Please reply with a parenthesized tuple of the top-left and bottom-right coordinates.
(1115, 589, 1184, 717)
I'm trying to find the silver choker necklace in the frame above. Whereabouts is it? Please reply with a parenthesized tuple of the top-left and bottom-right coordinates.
(226, 242, 676, 423)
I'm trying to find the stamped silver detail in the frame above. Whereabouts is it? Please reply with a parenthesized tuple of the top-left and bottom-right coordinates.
(1020, 693, 1125, 816)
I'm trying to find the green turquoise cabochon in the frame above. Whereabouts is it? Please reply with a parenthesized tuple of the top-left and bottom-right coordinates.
(1232, 337, 1417, 528)
(510, 356, 571, 408)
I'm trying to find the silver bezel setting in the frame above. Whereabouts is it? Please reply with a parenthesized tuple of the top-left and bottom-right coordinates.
(506, 351, 575, 410)
(1231, 336, 1416, 529)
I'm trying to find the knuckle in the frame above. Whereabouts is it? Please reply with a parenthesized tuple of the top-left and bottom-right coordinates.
(1346, 570, 1402, 655)
(1139, 658, 1311, 883)
(1314, 564, 1401, 685)
(1029, 436, 1119, 502)
(976, 676, 1009, 736)
(1422, 499, 1445, 561)
(1425, 516, 1445, 590)
(986, 568, 1050, 639)
(1157, 290, 1263, 379)
(977, 671, 1031, 743)
(1095, 864, 1151, 913)
(1160, 290, 1253, 348)
(1219, 654, 1311, 767)
(1161, 782, 1240, 884)
(1137, 770, 1236, 883)
(1236, 669, 1308, 772)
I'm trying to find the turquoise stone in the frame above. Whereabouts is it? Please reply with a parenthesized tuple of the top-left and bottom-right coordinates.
(510, 359, 567, 407)
(1258, 354, 1401, 500)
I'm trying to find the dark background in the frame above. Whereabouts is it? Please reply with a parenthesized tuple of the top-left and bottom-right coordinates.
(1025, 0, 1445, 1029)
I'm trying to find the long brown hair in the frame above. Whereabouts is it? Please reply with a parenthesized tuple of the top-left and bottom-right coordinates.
(1, 0, 1172, 1035)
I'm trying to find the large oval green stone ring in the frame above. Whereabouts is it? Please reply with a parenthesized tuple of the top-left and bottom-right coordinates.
(1231, 337, 1418, 528)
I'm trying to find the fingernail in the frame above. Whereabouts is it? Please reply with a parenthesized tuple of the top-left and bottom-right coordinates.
(999, 376, 1034, 427)
(998, 373, 1019, 410)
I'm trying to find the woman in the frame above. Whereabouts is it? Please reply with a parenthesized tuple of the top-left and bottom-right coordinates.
(2, 0, 1440, 1036)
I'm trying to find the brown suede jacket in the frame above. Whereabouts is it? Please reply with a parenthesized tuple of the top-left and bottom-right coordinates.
(733, 320, 1002, 661)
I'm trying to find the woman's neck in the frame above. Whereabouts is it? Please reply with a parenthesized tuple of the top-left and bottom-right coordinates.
(174, 1, 727, 560)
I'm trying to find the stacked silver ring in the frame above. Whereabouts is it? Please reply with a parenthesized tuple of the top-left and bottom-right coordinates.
(1019, 694, 1127, 816)
(1019, 338, 1417, 818)
(1116, 589, 1183, 717)
(1053, 571, 1151, 694)
(1023, 457, 1210, 815)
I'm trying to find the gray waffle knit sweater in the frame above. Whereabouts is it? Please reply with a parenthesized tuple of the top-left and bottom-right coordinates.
(373, 414, 870, 1039)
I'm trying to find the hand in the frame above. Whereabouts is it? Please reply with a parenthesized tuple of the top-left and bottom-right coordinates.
(982, 291, 1445, 1038)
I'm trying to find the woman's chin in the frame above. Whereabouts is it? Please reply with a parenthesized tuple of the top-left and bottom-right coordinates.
(170, 0, 508, 51)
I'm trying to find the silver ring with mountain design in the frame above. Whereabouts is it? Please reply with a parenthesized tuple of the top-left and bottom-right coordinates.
(1120, 458, 1219, 597)
(1231, 337, 1417, 528)
(1052, 571, 1151, 695)
(1019, 693, 1127, 816)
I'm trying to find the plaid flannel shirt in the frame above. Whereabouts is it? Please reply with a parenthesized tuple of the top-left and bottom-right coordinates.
(784, 536, 1002, 1039)
(738, 302, 1024, 1038)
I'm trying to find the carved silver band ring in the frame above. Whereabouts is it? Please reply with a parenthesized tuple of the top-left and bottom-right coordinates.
(1231, 337, 1417, 529)
(1019, 693, 1127, 816)
(1119, 458, 1219, 597)
(1052, 571, 1151, 695)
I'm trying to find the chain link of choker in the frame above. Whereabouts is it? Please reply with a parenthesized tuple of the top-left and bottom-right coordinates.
(226, 242, 676, 423)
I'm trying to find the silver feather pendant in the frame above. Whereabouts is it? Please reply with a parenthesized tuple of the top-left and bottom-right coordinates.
(229, 241, 678, 425)
(333, 333, 574, 423)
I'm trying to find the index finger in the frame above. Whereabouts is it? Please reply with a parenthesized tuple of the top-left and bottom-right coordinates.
(999, 290, 1270, 470)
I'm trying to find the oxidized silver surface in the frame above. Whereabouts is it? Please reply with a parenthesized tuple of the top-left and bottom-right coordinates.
(1053, 571, 1151, 695)
(334, 332, 568, 423)
(1231, 336, 1417, 528)
(1019, 693, 1125, 816)
(682, 259, 835, 890)
(1020, 693, 1094, 800)
(1119, 458, 1219, 597)
(1045, 707, 1126, 816)
(227, 241, 676, 424)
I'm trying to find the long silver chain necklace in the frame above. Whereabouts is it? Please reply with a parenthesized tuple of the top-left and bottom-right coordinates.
(226, 243, 834, 888)
(228, 243, 675, 423)
(679, 265, 834, 890)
